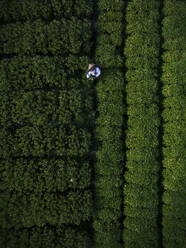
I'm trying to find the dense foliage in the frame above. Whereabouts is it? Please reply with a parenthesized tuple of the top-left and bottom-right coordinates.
(0, 0, 94, 247)
(161, 0, 186, 247)
(123, 0, 161, 247)
(0, 0, 185, 247)
(0, 19, 92, 56)
(93, 1, 125, 247)
(0, 0, 92, 22)
(0, 225, 90, 248)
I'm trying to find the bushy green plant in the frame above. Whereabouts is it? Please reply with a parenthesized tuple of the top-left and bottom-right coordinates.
(93, 1, 125, 247)
(0, 0, 52, 23)
(123, 1, 161, 247)
(0, 18, 92, 56)
(0, 1, 94, 247)
(161, 1, 186, 247)
(0, 0, 93, 24)
(0, 224, 91, 248)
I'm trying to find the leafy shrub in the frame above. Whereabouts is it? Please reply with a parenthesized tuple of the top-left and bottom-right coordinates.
(0, 0, 93, 23)
(0, 18, 91, 56)
(0, 225, 91, 248)
(0, 1, 94, 247)
(161, 1, 186, 247)
(93, 1, 125, 247)
(123, 1, 161, 247)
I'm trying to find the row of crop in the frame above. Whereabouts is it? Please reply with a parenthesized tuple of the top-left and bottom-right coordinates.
(2, 157, 91, 193)
(0, 18, 91, 56)
(161, 0, 186, 247)
(0, 125, 90, 158)
(0, 55, 90, 92)
(123, 1, 161, 247)
(0, 225, 91, 248)
(93, 1, 125, 248)
(0, 88, 94, 129)
(1, 187, 92, 228)
(0, 0, 93, 24)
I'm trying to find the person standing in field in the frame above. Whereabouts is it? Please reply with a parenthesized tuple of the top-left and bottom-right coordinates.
(86, 63, 101, 80)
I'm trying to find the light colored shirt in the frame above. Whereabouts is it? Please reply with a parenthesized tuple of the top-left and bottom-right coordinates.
(86, 66, 101, 79)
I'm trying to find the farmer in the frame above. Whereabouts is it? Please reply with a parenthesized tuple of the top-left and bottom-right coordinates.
(86, 63, 101, 80)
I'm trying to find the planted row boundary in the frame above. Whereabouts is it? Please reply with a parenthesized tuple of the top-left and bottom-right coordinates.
(161, 0, 186, 247)
(93, 0, 126, 247)
(0, 0, 93, 24)
(123, 0, 161, 247)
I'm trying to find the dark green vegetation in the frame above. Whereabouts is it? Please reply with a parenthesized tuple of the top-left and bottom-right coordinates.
(93, 1, 125, 248)
(0, 0, 95, 247)
(123, 0, 161, 247)
(0, 0, 185, 248)
(161, 0, 186, 247)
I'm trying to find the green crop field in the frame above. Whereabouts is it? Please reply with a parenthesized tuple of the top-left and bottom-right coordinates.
(0, 0, 185, 247)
